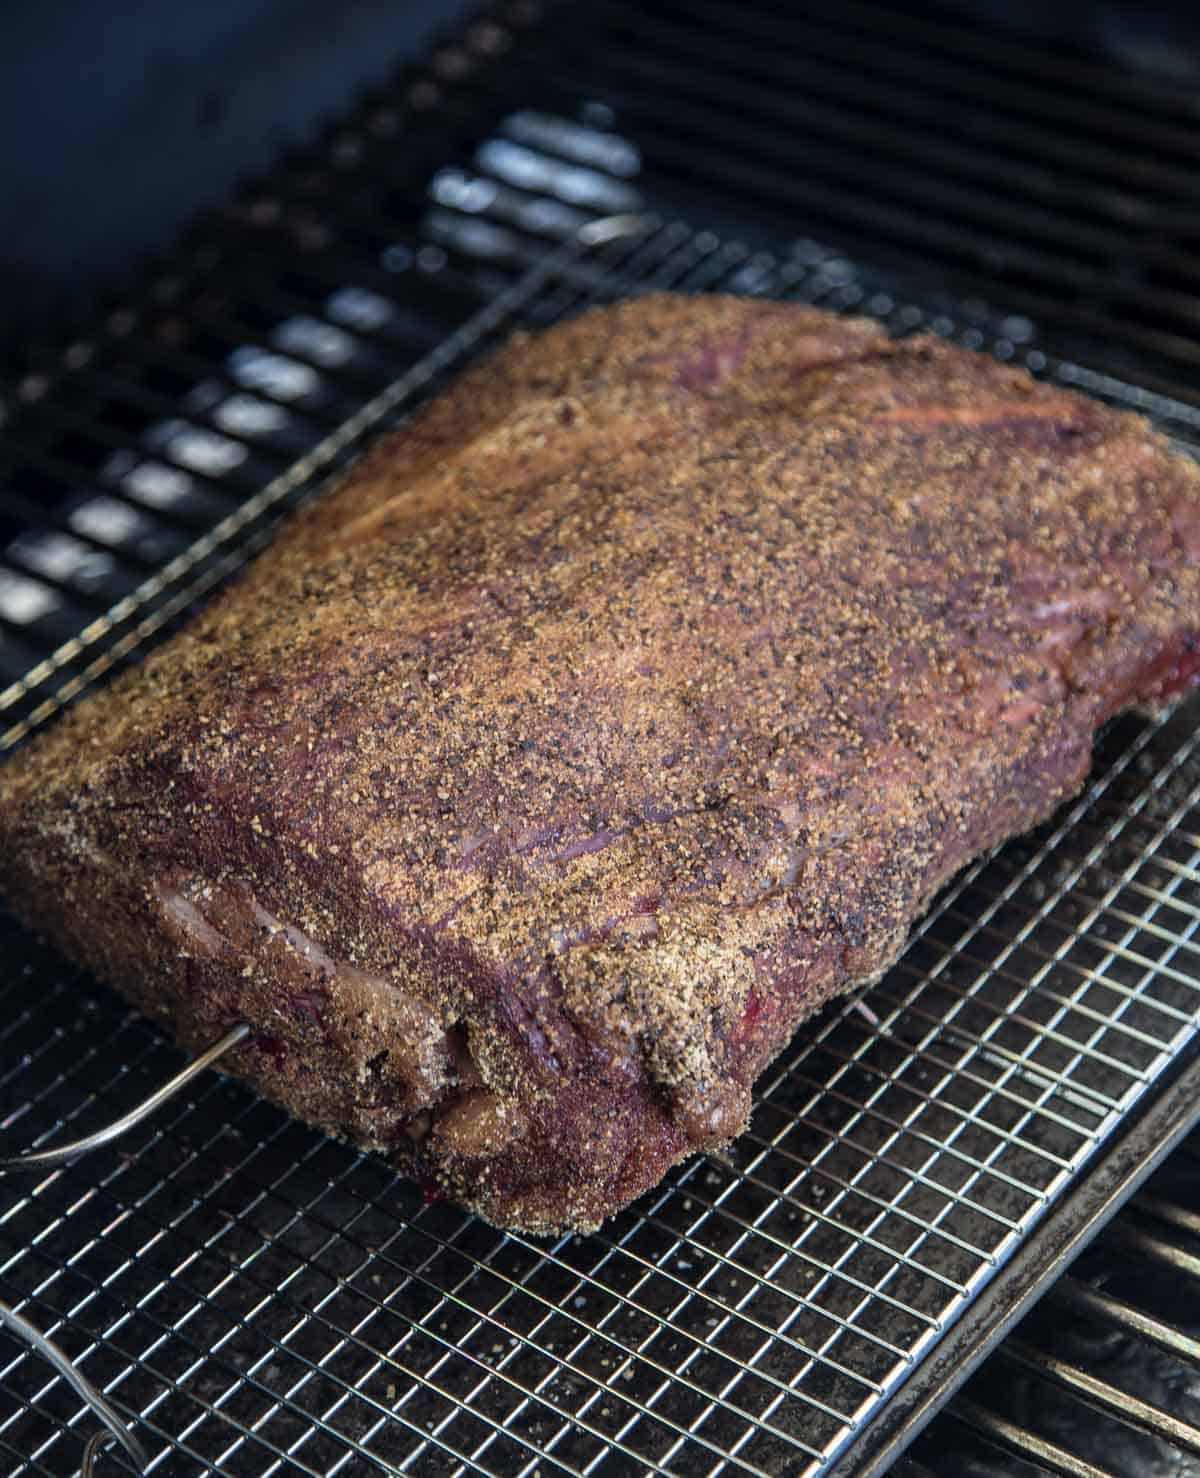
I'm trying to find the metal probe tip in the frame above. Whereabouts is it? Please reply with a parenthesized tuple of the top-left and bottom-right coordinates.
(0, 1022, 249, 1172)
(0, 1300, 148, 1474)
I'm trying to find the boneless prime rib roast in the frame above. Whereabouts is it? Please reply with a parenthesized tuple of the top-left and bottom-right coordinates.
(2, 295, 1200, 1232)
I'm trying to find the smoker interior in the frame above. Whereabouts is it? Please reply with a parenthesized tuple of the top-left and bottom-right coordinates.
(2, 3, 1200, 1475)
(905, 1130, 1200, 1477)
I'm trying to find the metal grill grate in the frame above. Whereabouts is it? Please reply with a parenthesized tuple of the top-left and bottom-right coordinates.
(1, 220, 1200, 1476)
(415, 0, 1200, 408)
(906, 1134, 1200, 1476)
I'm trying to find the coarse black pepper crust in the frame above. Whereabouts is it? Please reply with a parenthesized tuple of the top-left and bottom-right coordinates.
(3, 295, 1200, 1234)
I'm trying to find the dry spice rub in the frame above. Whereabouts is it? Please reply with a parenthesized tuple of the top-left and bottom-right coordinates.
(3, 295, 1200, 1232)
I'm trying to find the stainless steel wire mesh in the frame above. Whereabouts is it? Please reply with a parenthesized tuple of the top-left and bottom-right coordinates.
(1, 222, 1199, 1476)
(904, 1135, 1200, 1476)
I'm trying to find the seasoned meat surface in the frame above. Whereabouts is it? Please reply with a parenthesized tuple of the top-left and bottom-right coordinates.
(3, 294, 1200, 1233)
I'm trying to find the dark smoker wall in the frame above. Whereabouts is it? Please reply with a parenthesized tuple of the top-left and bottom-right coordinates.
(0, 0, 474, 342)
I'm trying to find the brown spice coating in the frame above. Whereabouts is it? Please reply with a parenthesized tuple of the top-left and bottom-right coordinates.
(2, 294, 1200, 1234)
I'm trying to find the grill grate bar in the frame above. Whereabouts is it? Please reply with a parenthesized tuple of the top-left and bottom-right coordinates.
(76, 334, 351, 427)
(633, 0, 1200, 153)
(0, 416, 263, 512)
(570, 31, 1175, 272)
(946, 1397, 1115, 1478)
(594, 1, 1195, 200)
(47, 363, 337, 453)
(997, 1338, 1200, 1458)
(0, 237, 561, 743)
(907, 1117, 1200, 1477)
(1133, 1193, 1200, 1240)
(0, 490, 154, 569)
(1048, 1275, 1200, 1370)
(1107, 1218, 1200, 1279)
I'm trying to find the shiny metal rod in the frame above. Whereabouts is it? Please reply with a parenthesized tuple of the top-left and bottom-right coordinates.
(0, 1300, 146, 1473)
(0, 1023, 249, 1172)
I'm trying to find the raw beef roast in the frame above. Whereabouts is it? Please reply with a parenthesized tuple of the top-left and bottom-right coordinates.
(3, 295, 1200, 1233)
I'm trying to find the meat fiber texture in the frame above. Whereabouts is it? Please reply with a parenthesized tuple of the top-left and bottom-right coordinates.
(3, 294, 1200, 1235)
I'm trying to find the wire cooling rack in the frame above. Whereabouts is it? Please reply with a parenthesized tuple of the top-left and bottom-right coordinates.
(2, 220, 1200, 1476)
